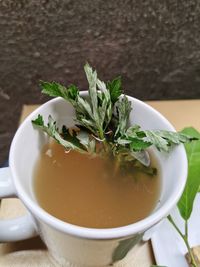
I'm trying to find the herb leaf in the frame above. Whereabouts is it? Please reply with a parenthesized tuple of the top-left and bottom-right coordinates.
(114, 96, 132, 137)
(61, 126, 84, 150)
(84, 63, 100, 127)
(122, 128, 198, 152)
(131, 150, 150, 167)
(106, 76, 122, 104)
(142, 130, 169, 152)
(32, 114, 44, 126)
(177, 127, 200, 220)
(96, 79, 112, 129)
(40, 81, 79, 104)
(76, 131, 96, 154)
(32, 115, 86, 153)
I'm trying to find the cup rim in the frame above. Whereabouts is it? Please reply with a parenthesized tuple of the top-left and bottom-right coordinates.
(9, 93, 188, 240)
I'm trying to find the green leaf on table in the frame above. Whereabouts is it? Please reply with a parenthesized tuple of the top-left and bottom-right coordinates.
(178, 127, 200, 220)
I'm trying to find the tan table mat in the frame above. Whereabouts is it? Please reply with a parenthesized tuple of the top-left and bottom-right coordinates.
(1, 100, 200, 266)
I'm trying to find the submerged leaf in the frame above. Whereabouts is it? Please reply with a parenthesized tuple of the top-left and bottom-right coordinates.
(131, 150, 150, 167)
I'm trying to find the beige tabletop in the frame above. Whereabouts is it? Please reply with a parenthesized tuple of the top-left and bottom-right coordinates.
(0, 100, 200, 267)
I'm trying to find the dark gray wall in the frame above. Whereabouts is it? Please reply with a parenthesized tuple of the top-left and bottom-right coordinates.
(1, 0, 200, 164)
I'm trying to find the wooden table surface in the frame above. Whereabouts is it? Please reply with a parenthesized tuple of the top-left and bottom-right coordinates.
(0, 100, 200, 266)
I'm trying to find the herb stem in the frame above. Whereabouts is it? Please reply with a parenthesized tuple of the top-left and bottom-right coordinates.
(185, 219, 188, 239)
(99, 128, 105, 141)
(168, 215, 197, 267)
(168, 215, 184, 239)
(113, 154, 121, 176)
(184, 236, 197, 267)
(98, 128, 108, 152)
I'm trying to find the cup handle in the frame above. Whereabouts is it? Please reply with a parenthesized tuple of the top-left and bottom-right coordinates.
(0, 167, 37, 242)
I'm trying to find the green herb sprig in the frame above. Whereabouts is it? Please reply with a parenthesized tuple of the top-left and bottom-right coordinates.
(32, 63, 198, 176)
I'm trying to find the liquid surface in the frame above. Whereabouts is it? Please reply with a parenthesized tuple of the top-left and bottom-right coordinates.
(34, 142, 161, 228)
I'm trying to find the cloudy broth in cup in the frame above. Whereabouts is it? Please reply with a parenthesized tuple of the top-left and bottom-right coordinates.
(33, 141, 161, 228)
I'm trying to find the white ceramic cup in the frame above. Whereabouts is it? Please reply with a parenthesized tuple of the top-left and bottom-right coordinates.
(0, 93, 187, 266)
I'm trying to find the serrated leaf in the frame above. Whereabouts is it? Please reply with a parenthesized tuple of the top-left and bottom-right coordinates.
(107, 76, 122, 104)
(76, 117, 96, 135)
(61, 126, 84, 150)
(126, 124, 141, 136)
(115, 96, 132, 137)
(32, 114, 44, 126)
(98, 98, 108, 127)
(32, 115, 85, 153)
(97, 78, 112, 128)
(142, 130, 169, 152)
(97, 79, 110, 102)
(153, 130, 198, 144)
(40, 81, 78, 104)
(129, 138, 152, 151)
(177, 127, 200, 220)
(117, 136, 151, 151)
(76, 96, 94, 120)
(84, 63, 100, 127)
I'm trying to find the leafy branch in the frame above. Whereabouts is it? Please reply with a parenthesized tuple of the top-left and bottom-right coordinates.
(32, 63, 198, 176)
